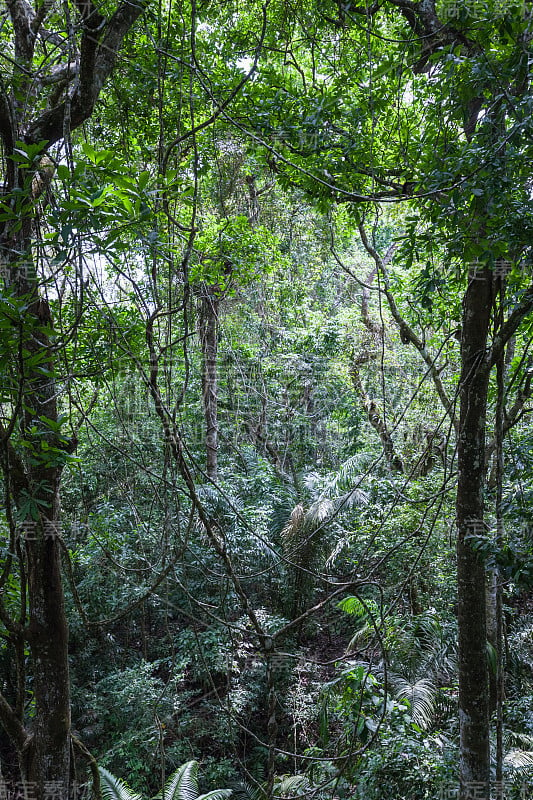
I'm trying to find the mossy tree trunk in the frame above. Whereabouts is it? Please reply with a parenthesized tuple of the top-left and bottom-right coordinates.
(455, 269, 493, 800)
(0, 0, 144, 791)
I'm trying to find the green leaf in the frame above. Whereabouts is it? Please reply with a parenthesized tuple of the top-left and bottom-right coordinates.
(196, 792, 232, 800)
(81, 143, 97, 164)
(98, 767, 142, 800)
(160, 761, 198, 800)
(138, 171, 150, 192)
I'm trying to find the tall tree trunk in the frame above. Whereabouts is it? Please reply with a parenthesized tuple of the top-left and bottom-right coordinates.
(456, 269, 493, 800)
(25, 526, 71, 793)
(199, 287, 220, 480)
(0, 0, 144, 789)
(0, 223, 72, 793)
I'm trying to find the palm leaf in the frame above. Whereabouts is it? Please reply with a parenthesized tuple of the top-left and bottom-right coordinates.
(335, 487, 369, 509)
(98, 767, 142, 800)
(280, 504, 306, 557)
(507, 731, 533, 750)
(161, 761, 199, 800)
(226, 782, 260, 800)
(394, 676, 436, 729)
(305, 498, 335, 526)
(323, 455, 364, 495)
(273, 775, 309, 797)
(196, 791, 233, 800)
(504, 749, 533, 769)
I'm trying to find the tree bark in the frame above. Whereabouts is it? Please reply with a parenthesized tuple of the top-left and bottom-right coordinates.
(0, 0, 144, 791)
(0, 233, 72, 794)
(456, 269, 493, 800)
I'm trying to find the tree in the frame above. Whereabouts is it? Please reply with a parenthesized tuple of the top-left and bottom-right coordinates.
(99, 760, 232, 800)
(0, 0, 144, 793)
(2, 0, 532, 796)
(227, 1, 533, 796)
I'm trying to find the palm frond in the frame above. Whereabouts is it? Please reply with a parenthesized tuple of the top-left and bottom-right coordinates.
(347, 623, 373, 649)
(324, 455, 363, 495)
(280, 504, 306, 557)
(412, 611, 442, 648)
(325, 534, 351, 567)
(196, 791, 233, 800)
(98, 767, 142, 800)
(303, 471, 322, 492)
(386, 612, 457, 681)
(273, 775, 309, 797)
(507, 731, 533, 750)
(393, 676, 436, 729)
(335, 487, 369, 509)
(225, 783, 260, 800)
(504, 749, 533, 769)
(268, 488, 299, 539)
(305, 498, 335, 526)
(162, 760, 199, 800)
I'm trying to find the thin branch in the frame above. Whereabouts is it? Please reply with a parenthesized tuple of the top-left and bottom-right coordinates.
(350, 365, 404, 473)
(0, 690, 28, 752)
(25, 0, 146, 146)
(358, 223, 459, 433)
(145, 312, 267, 643)
(490, 282, 533, 367)
(161, 1, 269, 173)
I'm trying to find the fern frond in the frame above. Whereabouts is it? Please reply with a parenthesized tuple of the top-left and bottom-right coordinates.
(98, 767, 142, 800)
(162, 761, 199, 800)
(339, 596, 374, 618)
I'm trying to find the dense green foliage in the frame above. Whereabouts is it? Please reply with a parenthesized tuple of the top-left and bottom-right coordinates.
(1, 0, 533, 798)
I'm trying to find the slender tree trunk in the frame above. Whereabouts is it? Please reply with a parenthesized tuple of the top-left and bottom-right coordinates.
(25, 526, 71, 793)
(494, 311, 506, 800)
(350, 366, 404, 473)
(0, 0, 143, 789)
(1, 225, 72, 793)
(199, 287, 220, 480)
(486, 569, 498, 713)
(456, 269, 492, 800)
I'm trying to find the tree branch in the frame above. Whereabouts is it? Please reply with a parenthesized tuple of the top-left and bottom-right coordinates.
(37, 60, 80, 88)
(490, 283, 533, 367)
(486, 369, 533, 470)
(6, 0, 36, 62)
(0, 81, 15, 188)
(358, 223, 459, 433)
(385, 0, 477, 73)
(0, 690, 28, 752)
(350, 364, 404, 473)
(24, 0, 146, 146)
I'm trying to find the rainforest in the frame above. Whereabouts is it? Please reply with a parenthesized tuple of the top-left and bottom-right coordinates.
(0, 1, 533, 799)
